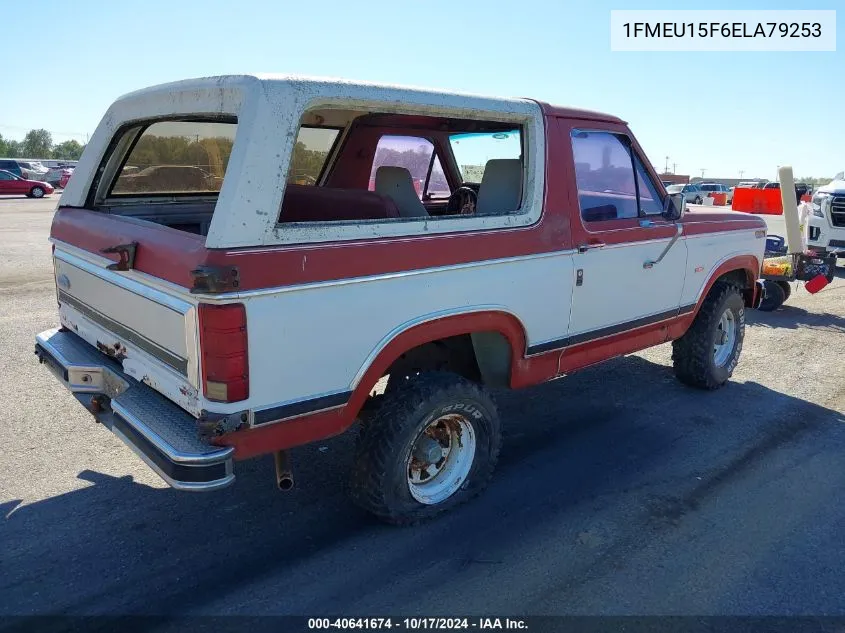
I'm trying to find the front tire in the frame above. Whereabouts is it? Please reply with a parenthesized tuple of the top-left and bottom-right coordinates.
(672, 282, 745, 390)
(30, 186, 45, 198)
(694, 196, 703, 204)
(349, 372, 501, 525)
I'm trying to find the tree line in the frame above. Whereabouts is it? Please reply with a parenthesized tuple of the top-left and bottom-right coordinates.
(0, 129, 85, 160)
(126, 134, 234, 176)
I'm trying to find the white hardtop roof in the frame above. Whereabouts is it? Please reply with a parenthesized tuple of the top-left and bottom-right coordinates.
(113, 74, 619, 122)
(116, 74, 531, 110)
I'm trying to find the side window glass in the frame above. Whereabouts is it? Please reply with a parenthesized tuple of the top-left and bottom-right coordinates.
(0, 172, 11, 180)
(424, 154, 450, 199)
(368, 135, 434, 199)
(634, 155, 663, 215)
(571, 131, 637, 221)
(288, 127, 340, 185)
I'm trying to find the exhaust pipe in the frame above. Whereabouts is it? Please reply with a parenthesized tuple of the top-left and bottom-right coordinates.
(274, 450, 294, 491)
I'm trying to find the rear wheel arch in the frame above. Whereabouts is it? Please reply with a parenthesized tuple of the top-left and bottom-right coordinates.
(347, 311, 527, 419)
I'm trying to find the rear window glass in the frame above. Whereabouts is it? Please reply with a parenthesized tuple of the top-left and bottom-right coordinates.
(110, 120, 236, 195)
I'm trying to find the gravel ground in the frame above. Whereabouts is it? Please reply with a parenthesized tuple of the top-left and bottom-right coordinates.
(1, 197, 843, 617)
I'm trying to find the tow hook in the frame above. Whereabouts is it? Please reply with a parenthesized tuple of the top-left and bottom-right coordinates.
(88, 395, 108, 417)
(273, 450, 295, 491)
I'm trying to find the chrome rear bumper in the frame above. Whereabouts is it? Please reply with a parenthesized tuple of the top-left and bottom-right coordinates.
(35, 328, 234, 491)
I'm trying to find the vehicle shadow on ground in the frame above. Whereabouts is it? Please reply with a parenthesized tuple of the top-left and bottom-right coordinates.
(2, 355, 844, 618)
(747, 303, 845, 333)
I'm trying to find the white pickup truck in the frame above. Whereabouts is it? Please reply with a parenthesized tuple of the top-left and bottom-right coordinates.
(35, 75, 767, 524)
(808, 171, 845, 257)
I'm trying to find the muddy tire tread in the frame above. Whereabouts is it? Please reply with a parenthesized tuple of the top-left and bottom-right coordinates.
(349, 372, 500, 526)
(672, 281, 743, 390)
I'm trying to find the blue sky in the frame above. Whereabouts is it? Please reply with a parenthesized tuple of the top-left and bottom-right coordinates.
(1, 0, 841, 179)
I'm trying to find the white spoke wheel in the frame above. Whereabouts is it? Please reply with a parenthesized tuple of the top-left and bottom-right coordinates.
(407, 413, 476, 505)
(31, 187, 44, 198)
(349, 372, 501, 525)
(712, 308, 737, 367)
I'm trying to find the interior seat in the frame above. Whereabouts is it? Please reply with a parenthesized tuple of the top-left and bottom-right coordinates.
(374, 167, 428, 218)
(279, 184, 399, 223)
(475, 159, 523, 215)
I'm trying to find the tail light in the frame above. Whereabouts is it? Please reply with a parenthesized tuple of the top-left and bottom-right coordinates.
(198, 303, 249, 402)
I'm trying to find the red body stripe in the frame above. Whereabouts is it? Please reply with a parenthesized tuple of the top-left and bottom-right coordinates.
(217, 251, 760, 460)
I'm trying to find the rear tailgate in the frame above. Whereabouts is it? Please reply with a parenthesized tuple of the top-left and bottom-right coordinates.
(53, 244, 201, 415)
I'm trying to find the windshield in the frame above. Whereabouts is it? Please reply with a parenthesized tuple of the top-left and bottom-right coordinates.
(449, 130, 521, 183)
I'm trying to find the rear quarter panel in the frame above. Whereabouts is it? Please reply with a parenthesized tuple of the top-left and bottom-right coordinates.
(241, 252, 575, 412)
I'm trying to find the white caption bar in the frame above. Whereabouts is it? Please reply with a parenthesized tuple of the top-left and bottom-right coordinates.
(611, 10, 836, 51)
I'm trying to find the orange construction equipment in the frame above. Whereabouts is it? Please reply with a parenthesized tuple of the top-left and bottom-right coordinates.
(710, 192, 728, 206)
(731, 187, 783, 215)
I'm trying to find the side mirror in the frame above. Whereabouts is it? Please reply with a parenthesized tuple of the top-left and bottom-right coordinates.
(662, 193, 685, 221)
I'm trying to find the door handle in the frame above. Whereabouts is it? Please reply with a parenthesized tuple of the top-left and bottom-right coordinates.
(643, 224, 683, 269)
(578, 241, 606, 253)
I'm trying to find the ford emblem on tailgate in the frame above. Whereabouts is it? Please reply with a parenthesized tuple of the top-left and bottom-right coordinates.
(57, 274, 71, 290)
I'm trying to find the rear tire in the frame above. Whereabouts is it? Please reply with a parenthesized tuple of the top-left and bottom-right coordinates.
(694, 196, 703, 204)
(758, 280, 785, 312)
(30, 186, 45, 199)
(349, 372, 501, 525)
(672, 282, 745, 390)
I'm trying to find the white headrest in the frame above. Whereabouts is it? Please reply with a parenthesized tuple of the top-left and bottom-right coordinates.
(374, 166, 428, 218)
(476, 159, 523, 215)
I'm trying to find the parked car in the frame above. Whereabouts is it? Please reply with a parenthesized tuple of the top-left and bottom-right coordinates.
(808, 170, 845, 258)
(40, 160, 78, 170)
(112, 165, 219, 193)
(18, 160, 49, 179)
(0, 158, 47, 180)
(665, 183, 705, 204)
(35, 75, 766, 524)
(44, 166, 75, 187)
(59, 168, 74, 189)
(0, 169, 54, 198)
(699, 182, 733, 203)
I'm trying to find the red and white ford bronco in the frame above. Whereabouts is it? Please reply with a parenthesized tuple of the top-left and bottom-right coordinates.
(36, 75, 767, 524)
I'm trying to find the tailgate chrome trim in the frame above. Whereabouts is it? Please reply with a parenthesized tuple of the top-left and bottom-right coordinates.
(35, 328, 234, 492)
(58, 289, 188, 375)
(54, 248, 192, 314)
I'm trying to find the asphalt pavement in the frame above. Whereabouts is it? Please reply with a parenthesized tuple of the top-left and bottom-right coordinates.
(1, 197, 843, 617)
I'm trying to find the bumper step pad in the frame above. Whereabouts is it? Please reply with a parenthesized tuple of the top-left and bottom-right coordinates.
(35, 328, 234, 491)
